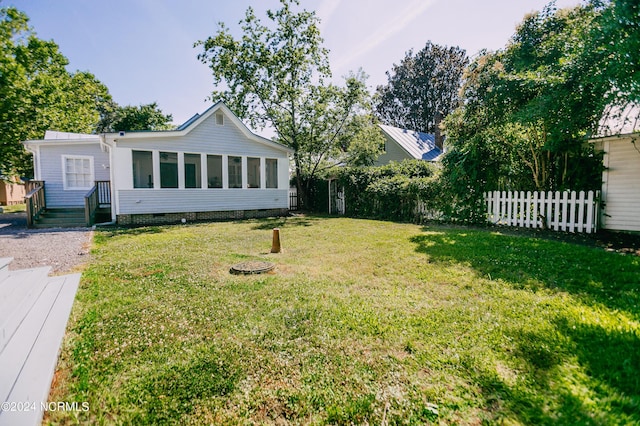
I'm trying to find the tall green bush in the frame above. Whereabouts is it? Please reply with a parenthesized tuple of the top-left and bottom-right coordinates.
(335, 160, 440, 222)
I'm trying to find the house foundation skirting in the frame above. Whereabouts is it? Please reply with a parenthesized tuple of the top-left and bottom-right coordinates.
(116, 208, 289, 226)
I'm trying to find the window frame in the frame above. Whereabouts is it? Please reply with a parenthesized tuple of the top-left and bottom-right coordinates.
(183, 153, 202, 189)
(61, 155, 94, 190)
(132, 150, 154, 189)
(207, 154, 223, 188)
(160, 151, 179, 189)
(228, 156, 243, 189)
(266, 158, 278, 189)
(247, 157, 261, 189)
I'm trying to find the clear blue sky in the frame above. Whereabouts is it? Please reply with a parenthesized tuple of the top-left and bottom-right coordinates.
(9, 0, 580, 128)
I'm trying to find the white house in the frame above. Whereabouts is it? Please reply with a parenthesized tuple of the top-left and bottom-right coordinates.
(375, 124, 443, 166)
(592, 103, 640, 232)
(24, 102, 293, 226)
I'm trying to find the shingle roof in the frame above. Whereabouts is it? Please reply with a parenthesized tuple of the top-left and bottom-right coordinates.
(378, 124, 442, 161)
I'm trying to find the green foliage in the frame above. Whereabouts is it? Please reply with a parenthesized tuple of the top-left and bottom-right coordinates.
(375, 41, 468, 133)
(440, 2, 611, 221)
(336, 159, 440, 222)
(336, 113, 385, 168)
(97, 102, 174, 132)
(196, 0, 380, 205)
(595, 0, 640, 103)
(0, 7, 113, 178)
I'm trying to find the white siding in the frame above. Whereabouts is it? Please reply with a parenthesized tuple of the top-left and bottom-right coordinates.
(374, 134, 412, 166)
(115, 111, 285, 158)
(111, 109, 291, 216)
(38, 143, 109, 207)
(601, 137, 640, 232)
(118, 189, 288, 214)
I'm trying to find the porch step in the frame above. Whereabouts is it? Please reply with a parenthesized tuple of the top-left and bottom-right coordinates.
(95, 206, 112, 223)
(32, 208, 86, 228)
(0, 259, 80, 426)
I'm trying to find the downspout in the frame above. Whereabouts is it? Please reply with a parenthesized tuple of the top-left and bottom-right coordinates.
(23, 143, 40, 180)
(100, 134, 118, 224)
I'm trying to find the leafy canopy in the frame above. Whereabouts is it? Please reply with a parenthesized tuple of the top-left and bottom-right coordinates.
(97, 102, 174, 132)
(196, 0, 383, 203)
(375, 42, 468, 134)
(0, 7, 112, 177)
(440, 2, 608, 224)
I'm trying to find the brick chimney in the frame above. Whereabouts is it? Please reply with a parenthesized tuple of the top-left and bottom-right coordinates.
(434, 111, 444, 151)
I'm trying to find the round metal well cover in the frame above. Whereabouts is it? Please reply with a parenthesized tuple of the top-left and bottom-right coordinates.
(230, 261, 275, 275)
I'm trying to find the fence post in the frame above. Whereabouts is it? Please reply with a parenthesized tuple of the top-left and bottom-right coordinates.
(531, 191, 538, 229)
(518, 191, 525, 227)
(586, 190, 595, 233)
(568, 191, 577, 233)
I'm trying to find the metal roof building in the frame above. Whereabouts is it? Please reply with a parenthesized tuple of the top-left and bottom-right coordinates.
(375, 124, 442, 165)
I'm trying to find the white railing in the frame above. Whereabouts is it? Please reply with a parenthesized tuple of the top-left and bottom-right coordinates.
(484, 190, 599, 233)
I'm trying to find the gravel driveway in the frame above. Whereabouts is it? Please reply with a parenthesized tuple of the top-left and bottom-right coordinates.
(0, 212, 93, 273)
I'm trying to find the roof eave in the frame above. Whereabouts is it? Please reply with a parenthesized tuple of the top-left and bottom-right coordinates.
(106, 101, 294, 154)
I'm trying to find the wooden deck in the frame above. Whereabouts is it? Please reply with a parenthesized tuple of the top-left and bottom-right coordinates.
(0, 257, 80, 426)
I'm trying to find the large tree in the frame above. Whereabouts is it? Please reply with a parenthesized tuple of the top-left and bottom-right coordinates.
(595, 0, 640, 104)
(438, 2, 619, 221)
(196, 0, 382, 205)
(0, 7, 112, 178)
(375, 41, 468, 133)
(96, 102, 174, 132)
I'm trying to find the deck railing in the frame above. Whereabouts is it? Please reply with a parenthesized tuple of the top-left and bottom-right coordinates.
(84, 186, 98, 226)
(25, 181, 45, 227)
(96, 180, 111, 205)
(85, 181, 111, 226)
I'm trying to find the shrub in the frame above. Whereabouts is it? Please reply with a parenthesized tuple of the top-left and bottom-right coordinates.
(335, 160, 441, 222)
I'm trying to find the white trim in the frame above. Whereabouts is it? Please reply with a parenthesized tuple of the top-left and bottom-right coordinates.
(35, 145, 42, 181)
(222, 154, 229, 189)
(152, 151, 161, 189)
(61, 155, 94, 191)
(103, 102, 294, 155)
(177, 152, 185, 189)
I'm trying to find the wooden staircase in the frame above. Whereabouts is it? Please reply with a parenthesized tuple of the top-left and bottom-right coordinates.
(31, 208, 87, 229)
(0, 257, 80, 426)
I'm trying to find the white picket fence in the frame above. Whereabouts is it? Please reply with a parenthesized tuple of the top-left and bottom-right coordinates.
(484, 190, 599, 233)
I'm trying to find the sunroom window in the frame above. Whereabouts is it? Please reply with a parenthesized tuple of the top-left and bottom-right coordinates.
(184, 153, 201, 188)
(247, 157, 260, 188)
(207, 155, 223, 188)
(266, 158, 278, 188)
(160, 152, 178, 188)
(228, 156, 242, 188)
(132, 150, 153, 188)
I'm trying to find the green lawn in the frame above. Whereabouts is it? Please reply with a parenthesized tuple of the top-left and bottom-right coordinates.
(1, 203, 25, 213)
(49, 216, 640, 424)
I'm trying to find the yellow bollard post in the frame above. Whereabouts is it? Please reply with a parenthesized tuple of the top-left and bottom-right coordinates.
(271, 228, 282, 253)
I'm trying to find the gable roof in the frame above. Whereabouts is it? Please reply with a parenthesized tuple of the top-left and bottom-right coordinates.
(378, 124, 442, 161)
(105, 102, 294, 154)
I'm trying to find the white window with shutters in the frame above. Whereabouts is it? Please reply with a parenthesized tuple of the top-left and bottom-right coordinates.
(62, 155, 94, 190)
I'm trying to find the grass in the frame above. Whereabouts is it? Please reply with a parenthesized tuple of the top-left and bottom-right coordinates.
(1, 203, 26, 213)
(49, 216, 640, 424)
